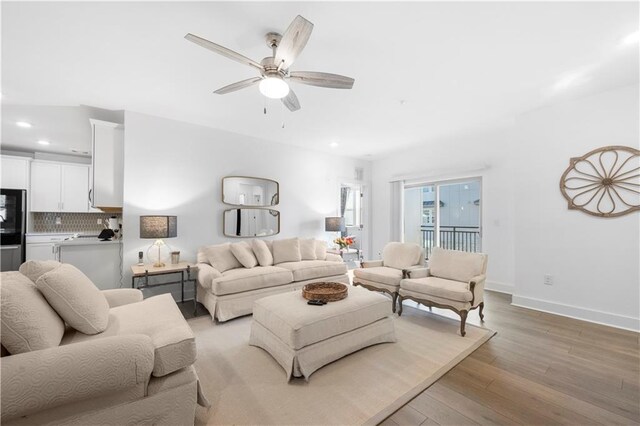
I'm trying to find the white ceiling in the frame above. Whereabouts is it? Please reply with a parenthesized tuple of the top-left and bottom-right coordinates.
(2, 2, 638, 159)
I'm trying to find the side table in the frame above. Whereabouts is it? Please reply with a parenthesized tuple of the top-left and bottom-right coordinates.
(327, 247, 362, 263)
(131, 262, 198, 314)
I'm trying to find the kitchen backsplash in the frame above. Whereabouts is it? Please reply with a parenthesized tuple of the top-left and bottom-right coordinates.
(31, 212, 122, 234)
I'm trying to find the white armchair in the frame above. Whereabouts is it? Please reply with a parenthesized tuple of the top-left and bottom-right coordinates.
(352, 242, 425, 312)
(398, 247, 488, 336)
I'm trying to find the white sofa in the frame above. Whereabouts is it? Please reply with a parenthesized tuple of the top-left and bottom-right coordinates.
(1, 261, 208, 425)
(196, 238, 348, 322)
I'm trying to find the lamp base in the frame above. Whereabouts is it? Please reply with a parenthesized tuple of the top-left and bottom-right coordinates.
(153, 261, 165, 268)
(147, 240, 171, 268)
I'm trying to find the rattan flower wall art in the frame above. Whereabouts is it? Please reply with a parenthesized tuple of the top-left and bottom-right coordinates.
(560, 145, 640, 217)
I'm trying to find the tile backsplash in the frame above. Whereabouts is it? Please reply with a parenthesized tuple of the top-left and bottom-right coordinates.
(31, 212, 122, 234)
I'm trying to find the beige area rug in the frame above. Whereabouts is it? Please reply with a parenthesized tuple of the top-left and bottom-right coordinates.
(191, 307, 495, 425)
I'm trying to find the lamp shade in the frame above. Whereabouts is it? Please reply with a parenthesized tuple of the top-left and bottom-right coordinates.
(140, 216, 177, 239)
(325, 217, 345, 232)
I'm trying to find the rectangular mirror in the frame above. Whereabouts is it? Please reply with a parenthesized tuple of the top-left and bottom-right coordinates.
(222, 176, 279, 206)
(223, 208, 280, 238)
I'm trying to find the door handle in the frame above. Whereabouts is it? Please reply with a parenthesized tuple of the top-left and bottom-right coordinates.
(89, 189, 92, 202)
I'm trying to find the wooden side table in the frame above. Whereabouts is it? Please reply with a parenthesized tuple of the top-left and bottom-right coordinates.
(131, 262, 198, 314)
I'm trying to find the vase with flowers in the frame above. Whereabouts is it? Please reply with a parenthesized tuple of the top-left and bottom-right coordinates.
(334, 236, 355, 249)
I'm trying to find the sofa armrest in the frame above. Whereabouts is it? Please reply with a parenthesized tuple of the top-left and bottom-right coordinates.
(1, 335, 154, 422)
(361, 260, 383, 268)
(405, 267, 430, 279)
(468, 274, 487, 306)
(102, 288, 143, 308)
(325, 253, 343, 262)
(197, 263, 222, 290)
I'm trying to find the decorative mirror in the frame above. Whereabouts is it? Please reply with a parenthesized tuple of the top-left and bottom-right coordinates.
(560, 145, 639, 217)
(223, 208, 280, 238)
(222, 176, 279, 206)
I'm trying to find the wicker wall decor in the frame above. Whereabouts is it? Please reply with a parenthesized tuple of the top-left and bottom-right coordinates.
(560, 145, 640, 218)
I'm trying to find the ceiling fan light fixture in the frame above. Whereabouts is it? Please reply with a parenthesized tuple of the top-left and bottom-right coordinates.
(259, 76, 289, 99)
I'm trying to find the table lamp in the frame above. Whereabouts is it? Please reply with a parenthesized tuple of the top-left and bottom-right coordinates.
(325, 217, 345, 243)
(140, 215, 177, 267)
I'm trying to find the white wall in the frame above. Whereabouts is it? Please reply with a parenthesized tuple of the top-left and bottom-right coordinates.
(371, 84, 639, 330)
(122, 111, 370, 299)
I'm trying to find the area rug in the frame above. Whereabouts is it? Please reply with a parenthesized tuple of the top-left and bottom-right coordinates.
(191, 306, 495, 425)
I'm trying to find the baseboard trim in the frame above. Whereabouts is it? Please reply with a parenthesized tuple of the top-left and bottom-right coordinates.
(512, 295, 640, 332)
(485, 280, 514, 295)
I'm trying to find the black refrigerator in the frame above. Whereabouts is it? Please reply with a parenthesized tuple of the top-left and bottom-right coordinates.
(0, 189, 26, 271)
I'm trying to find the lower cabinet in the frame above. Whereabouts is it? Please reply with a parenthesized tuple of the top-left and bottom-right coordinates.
(58, 242, 121, 290)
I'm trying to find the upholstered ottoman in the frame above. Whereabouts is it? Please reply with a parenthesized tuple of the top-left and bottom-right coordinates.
(249, 285, 396, 380)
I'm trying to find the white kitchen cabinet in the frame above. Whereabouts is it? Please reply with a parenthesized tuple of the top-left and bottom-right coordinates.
(1, 155, 30, 190)
(90, 119, 124, 209)
(30, 161, 89, 212)
(59, 241, 121, 290)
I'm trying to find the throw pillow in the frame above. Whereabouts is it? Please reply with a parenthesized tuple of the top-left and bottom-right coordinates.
(201, 243, 243, 273)
(0, 271, 65, 354)
(315, 240, 328, 260)
(230, 241, 258, 269)
(36, 264, 109, 335)
(299, 238, 317, 260)
(19, 260, 61, 283)
(252, 239, 273, 266)
(272, 238, 302, 264)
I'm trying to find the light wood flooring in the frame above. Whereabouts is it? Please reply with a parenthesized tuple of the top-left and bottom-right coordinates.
(382, 291, 640, 426)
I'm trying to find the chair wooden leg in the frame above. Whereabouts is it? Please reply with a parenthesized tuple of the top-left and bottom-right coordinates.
(479, 302, 485, 321)
(392, 293, 398, 313)
(459, 310, 468, 337)
(397, 296, 403, 316)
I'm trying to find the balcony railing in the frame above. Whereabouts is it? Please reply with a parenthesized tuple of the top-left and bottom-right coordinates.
(420, 225, 480, 259)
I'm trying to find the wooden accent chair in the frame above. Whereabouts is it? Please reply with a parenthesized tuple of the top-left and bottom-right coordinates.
(353, 242, 425, 313)
(398, 247, 488, 336)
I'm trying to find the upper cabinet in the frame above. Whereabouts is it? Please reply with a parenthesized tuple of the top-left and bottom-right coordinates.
(30, 161, 89, 212)
(1, 156, 30, 190)
(90, 119, 124, 210)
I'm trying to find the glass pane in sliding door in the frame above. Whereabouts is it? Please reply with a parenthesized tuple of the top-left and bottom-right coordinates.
(403, 185, 436, 259)
(438, 180, 481, 253)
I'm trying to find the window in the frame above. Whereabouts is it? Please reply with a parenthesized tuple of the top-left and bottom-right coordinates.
(341, 184, 362, 227)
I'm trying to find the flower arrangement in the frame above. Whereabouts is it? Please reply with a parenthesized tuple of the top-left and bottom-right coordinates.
(334, 236, 355, 249)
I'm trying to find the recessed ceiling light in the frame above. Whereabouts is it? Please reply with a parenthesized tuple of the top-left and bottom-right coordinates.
(330, 142, 339, 148)
(620, 30, 640, 47)
(16, 121, 32, 128)
(37, 140, 50, 145)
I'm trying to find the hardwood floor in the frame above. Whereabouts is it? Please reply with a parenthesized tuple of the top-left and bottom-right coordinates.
(381, 291, 640, 426)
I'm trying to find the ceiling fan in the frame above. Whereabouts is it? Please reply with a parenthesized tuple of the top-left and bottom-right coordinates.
(184, 15, 355, 112)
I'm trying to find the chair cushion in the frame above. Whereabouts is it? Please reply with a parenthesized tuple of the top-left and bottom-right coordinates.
(61, 293, 195, 377)
(299, 238, 317, 260)
(202, 243, 243, 273)
(272, 238, 301, 264)
(382, 242, 423, 270)
(253, 285, 391, 350)
(252, 239, 274, 266)
(277, 260, 347, 282)
(0, 271, 65, 354)
(429, 248, 486, 283)
(211, 266, 293, 296)
(36, 264, 109, 335)
(400, 277, 473, 302)
(18, 260, 61, 283)
(315, 240, 328, 260)
(353, 266, 403, 287)
(230, 241, 258, 269)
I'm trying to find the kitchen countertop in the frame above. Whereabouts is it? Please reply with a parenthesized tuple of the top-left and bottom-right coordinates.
(26, 232, 122, 246)
(58, 238, 122, 246)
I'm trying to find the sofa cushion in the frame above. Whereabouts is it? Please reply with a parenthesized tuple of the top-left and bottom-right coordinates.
(36, 264, 109, 335)
(299, 238, 317, 260)
(353, 266, 403, 287)
(61, 293, 195, 377)
(230, 241, 258, 268)
(382, 242, 423, 270)
(202, 243, 242, 273)
(272, 238, 301, 264)
(429, 247, 486, 283)
(0, 271, 65, 354)
(315, 240, 328, 260)
(211, 266, 293, 296)
(277, 260, 347, 282)
(18, 260, 61, 283)
(400, 276, 473, 302)
(252, 239, 274, 266)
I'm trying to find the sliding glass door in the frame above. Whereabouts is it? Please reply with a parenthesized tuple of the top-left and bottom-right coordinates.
(403, 179, 481, 259)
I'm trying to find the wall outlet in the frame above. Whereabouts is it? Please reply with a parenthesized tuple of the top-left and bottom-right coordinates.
(97, 218, 102, 225)
(543, 274, 553, 286)
(55, 216, 62, 225)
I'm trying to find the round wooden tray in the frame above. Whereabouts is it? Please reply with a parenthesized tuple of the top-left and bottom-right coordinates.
(302, 282, 348, 302)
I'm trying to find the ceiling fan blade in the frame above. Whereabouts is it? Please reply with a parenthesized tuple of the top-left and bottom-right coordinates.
(281, 89, 301, 112)
(289, 71, 355, 89)
(214, 77, 262, 95)
(274, 15, 314, 70)
(185, 33, 263, 71)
